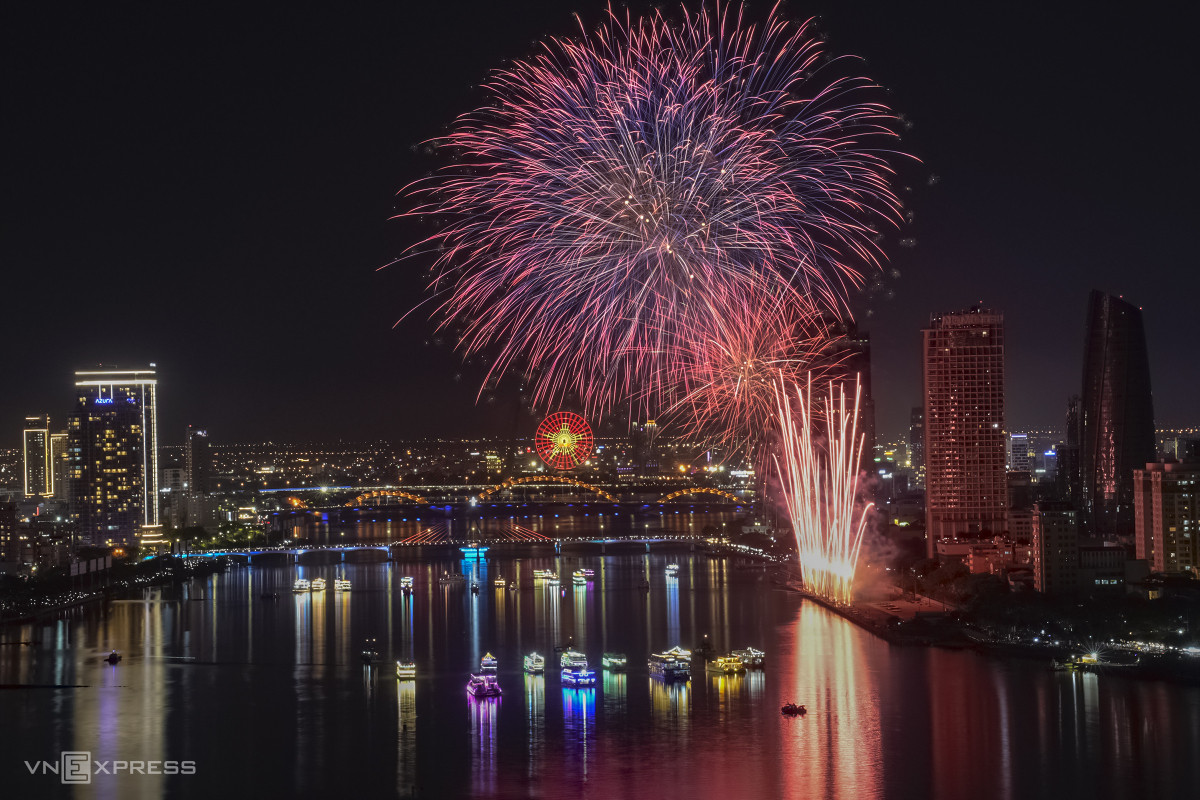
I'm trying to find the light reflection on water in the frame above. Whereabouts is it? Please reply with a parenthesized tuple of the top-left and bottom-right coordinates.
(0, 555, 1198, 799)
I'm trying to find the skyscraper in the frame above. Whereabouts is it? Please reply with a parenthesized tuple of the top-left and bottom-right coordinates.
(922, 308, 1007, 556)
(1133, 461, 1198, 574)
(1080, 291, 1155, 537)
(185, 424, 212, 526)
(49, 432, 68, 499)
(68, 367, 161, 547)
(1057, 395, 1083, 507)
(23, 415, 51, 497)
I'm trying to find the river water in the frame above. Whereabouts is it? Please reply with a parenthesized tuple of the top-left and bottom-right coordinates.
(1, 553, 1198, 799)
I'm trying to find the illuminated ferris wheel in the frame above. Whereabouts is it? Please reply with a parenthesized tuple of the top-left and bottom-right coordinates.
(534, 412, 594, 470)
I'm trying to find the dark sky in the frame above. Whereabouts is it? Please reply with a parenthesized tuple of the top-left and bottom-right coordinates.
(3, 1, 1197, 447)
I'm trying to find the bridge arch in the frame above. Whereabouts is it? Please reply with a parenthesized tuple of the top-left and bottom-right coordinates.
(284, 496, 309, 509)
(478, 476, 617, 503)
(657, 487, 744, 504)
(345, 489, 428, 507)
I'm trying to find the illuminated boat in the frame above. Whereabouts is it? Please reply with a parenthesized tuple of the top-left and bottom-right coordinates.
(732, 647, 765, 668)
(523, 653, 545, 674)
(665, 563, 680, 575)
(399, 576, 414, 589)
(572, 571, 587, 586)
(546, 573, 560, 586)
(292, 578, 311, 593)
(494, 577, 507, 588)
(334, 578, 351, 591)
(707, 655, 747, 674)
(663, 645, 692, 665)
(467, 674, 501, 698)
(648, 652, 690, 682)
(480, 653, 498, 673)
(578, 568, 595, 577)
(361, 639, 379, 665)
(310, 578, 327, 592)
(533, 569, 553, 579)
(396, 661, 416, 679)
(438, 572, 466, 584)
(560, 649, 588, 669)
(601, 653, 627, 672)
(562, 667, 596, 687)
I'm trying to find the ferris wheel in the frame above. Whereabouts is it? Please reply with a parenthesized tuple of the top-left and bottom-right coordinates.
(534, 412, 594, 470)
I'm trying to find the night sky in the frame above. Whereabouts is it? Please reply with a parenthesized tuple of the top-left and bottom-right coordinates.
(3, 1, 1197, 446)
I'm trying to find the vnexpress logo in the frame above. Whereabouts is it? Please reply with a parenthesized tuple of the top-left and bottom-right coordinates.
(24, 752, 196, 783)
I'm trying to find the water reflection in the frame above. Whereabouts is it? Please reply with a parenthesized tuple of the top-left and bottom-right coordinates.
(603, 671, 627, 716)
(397, 679, 417, 798)
(468, 696, 500, 796)
(562, 687, 596, 783)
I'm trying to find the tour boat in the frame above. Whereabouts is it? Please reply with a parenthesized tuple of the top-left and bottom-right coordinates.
(533, 569, 552, 579)
(648, 652, 690, 682)
(480, 653, 498, 673)
(572, 571, 587, 586)
(293, 578, 311, 593)
(310, 578, 327, 592)
(562, 667, 596, 687)
(523, 653, 545, 674)
(467, 674, 502, 698)
(601, 653, 627, 672)
(545, 573, 560, 586)
(732, 647, 765, 668)
(494, 577, 507, 588)
(707, 655, 747, 674)
(334, 578, 351, 591)
(665, 563, 680, 576)
(578, 568, 595, 577)
(400, 576, 415, 589)
(396, 661, 416, 679)
(560, 649, 588, 669)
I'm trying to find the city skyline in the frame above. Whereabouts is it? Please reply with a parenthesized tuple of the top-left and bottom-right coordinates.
(1, 1, 1197, 444)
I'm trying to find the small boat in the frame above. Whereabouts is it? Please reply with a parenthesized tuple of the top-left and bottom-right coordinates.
(665, 563, 679, 576)
(438, 572, 466, 584)
(334, 578, 351, 591)
(104, 650, 122, 665)
(562, 667, 596, 687)
(362, 638, 379, 665)
(523, 653, 545, 674)
(310, 578, 327, 592)
(648, 651, 689, 682)
(494, 577, 507, 588)
(471, 583, 480, 595)
(293, 578, 311, 593)
(732, 647, 765, 668)
(467, 674, 502, 698)
(781, 703, 806, 716)
(560, 649, 588, 669)
(572, 571, 587, 586)
(707, 655, 747, 674)
(601, 653, 627, 672)
(396, 661, 416, 679)
(400, 576, 415, 589)
(480, 653, 498, 673)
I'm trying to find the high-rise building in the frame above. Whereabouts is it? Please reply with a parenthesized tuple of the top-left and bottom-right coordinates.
(1007, 433, 1032, 473)
(922, 308, 1007, 556)
(1032, 500, 1079, 594)
(49, 432, 68, 499)
(185, 425, 212, 496)
(67, 367, 161, 547)
(908, 407, 925, 479)
(1080, 291, 1155, 537)
(23, 415, 51, 497)
(1133, 461, 1199, 574)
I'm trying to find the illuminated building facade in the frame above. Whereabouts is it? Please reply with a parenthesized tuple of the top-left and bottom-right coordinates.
(68, 367, 160, 547)
(908, 407, 925, 487)
(1133, 461, 1199, 573)
(1080, 291, 1155, 537)
(23, 415, 51, 497)
(922, 309, 1007, 556)
(1032, 500, 1079, 594)
(50, 432, 68, 499)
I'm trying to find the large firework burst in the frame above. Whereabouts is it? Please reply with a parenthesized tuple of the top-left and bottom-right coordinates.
(402, 2, 903, 416)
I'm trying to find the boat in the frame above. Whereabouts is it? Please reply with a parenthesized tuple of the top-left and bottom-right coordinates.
(400, 576, 415, 589)
(104, 650, 121, 665)
(396, 661, 416, 679)
(665, 563, 680, 575)
(524, 653, 546, 674)
(293, 578, 311, 593)
(578, 568, 595, 577)
(562, 667, 597, 687)
(438, 572, 466, 584)
(707, 654, 747, 674)
(545, 573, 560, 586)
(310, 578, 327, 592)
(480, 653, 498, 673)
(560, 649, 588, 669)
(601, 653, 627, 672)
(334, 578, 351, 591)
(648, 651, 690, 681)
(467, 674, 502, 698)
(663, 645, 692, 665)
(494, 577, 507, 588)
(572, 571, 587, 586)
(362, 644, 379, 666)
(781, 703, 806, 716)
(732, 647, 765, 668)
(471, 583, 480, 595)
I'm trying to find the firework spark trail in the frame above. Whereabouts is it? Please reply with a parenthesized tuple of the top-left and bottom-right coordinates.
(773, 376, 873, 605)
(399, 3, 904, 416)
